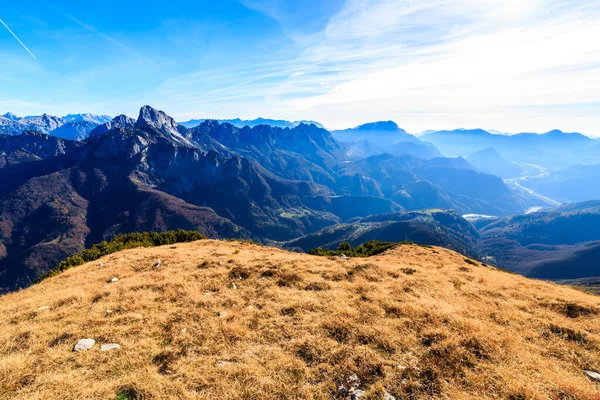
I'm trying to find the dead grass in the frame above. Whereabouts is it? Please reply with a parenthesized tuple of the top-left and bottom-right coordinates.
(1, 241, 600, 399)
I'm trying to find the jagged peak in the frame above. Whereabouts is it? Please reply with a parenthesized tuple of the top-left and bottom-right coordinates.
(135, 106, 194, 147)
(136, 106, 178, 130)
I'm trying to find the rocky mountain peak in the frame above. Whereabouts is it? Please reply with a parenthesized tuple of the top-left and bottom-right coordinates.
(136, 106, 177, 131)
(2, 112, 20, 121)
(135, 106, 194, 147)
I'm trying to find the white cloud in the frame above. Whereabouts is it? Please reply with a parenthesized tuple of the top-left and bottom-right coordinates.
(136, 0, 600, 136)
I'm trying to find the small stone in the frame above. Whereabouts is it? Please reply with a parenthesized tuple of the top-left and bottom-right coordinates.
(97, 262, 103, 267)
(181, 328, 187, 334)
(218, 360, 230, 367)
(107, 277, 118, 283)
(35, 306, 50, 312)
(337, 385, 348, 396)
(219, 311, 228, 318)
(105, 309, 113, 314)
(73, 338, 96, 352)
(231, 282, 237, 290)
(218, 261, 223, 266)
(154, 259, 162, 269)
(100, 343, 121, 352)
(247, 305, 254, 310)
(134, 314, 143, 319)
(345, 373, 360, 389)
(584, 370, 600, 381)
(340, 254, 348, 259)
(384, 392, 396, 400)
(350, 389, 366, 399)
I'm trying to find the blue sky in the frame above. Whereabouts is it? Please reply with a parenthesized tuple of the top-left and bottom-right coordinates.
(1, 0, 600, 135)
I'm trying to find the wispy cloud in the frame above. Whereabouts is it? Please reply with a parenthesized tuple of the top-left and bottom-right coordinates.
(68, 16, 155, 66)
(230, 0, 600, 133)
(0, 18, 36, 59)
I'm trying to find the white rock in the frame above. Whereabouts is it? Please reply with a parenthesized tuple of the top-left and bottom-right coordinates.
(219, 311, 228, 318)
(346, 373, 360, 389)
(154, 259, 162, 269)
(218, 261, 223, 265)
(97, 262, 103, 267)
(218, 360, 231, 367)
(340, 254, 348, 259)
(384, 393, 396, 400)
(35, 306, 50, 312)
(105, 309, 113, 314)
(100, 343, 121, 352)
(73, 338, 96, 352)
(584, 370, 600, 381)
(181, 328, 187, 334)
(107, 277, 118, 283)
(231, 282, 237, 290)
(350, 389, 366, 399)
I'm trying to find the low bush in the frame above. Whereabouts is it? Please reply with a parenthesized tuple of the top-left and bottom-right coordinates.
(308, 240, 409, 258)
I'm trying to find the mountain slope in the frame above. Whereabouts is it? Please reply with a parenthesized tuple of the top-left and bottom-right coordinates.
(467, 147, 522, 178)
(282, 209, 480, 258)
(2, 240, 600, 399)
(332, 121, 442, 159)
(479, 202, 600, 278)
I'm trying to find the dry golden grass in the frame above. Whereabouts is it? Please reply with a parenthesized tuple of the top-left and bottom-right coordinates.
(1, 240, 600, 399)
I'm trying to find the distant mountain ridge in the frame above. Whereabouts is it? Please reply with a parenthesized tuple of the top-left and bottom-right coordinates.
(332, 121, 443, 160)
(179, 117, 325, 129)
(0, 112, 112, 141)
(421, 128, 597, 168)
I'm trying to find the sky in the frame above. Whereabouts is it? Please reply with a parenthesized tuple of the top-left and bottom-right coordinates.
(1, 0, 600, 136)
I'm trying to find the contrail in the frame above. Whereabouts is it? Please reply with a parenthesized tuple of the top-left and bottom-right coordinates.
(0, 18, 36, 59)
(68, 16, 154, 66)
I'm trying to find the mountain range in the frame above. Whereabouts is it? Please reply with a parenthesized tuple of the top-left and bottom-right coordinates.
(1, 106, 599, 292)
(0, 113, 112, 141)
(421, 128, 599, 169)
(179, 117, 325, 129)
(332, 121, 443, 159)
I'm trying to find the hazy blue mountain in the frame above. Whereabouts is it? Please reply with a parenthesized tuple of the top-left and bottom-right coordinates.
(179, 117, 325, 129)
(523, 164, 600, 203)
(422, 128, 596, 168)
(334, 153, 549, 216)
(332, 121, 442, 159)
(467, 147, 522, 178)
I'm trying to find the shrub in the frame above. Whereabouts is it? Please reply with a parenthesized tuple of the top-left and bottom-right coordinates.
(38, 230, 206, 282)
(309, 240, 408, 258)
(338, 241, 352, 252)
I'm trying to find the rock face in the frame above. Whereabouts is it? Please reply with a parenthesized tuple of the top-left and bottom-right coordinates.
(73, 338, 96, 352)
